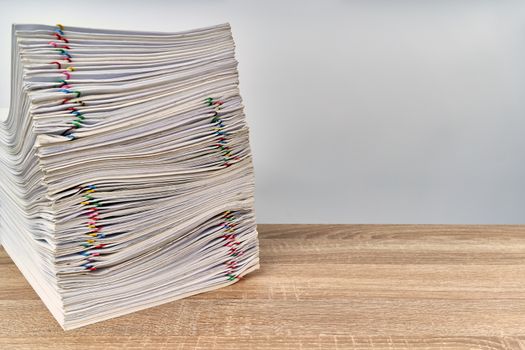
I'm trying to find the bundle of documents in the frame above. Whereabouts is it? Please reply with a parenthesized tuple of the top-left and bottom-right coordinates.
(0, 23, 259, 330)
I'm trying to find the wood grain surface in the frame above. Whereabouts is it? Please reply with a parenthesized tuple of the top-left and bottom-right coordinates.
(1, 224, 525, 349)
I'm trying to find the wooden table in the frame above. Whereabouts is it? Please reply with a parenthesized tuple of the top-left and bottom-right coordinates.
(1, 224, 524, 349)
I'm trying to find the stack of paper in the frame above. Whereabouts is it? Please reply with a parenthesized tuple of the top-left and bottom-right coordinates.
(0, 23, 259, 330)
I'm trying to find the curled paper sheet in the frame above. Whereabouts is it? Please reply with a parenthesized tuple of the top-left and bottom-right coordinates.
(0, 23, 259, 330)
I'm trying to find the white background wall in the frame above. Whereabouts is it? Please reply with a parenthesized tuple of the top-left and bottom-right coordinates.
(1, 0, 524, 223)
